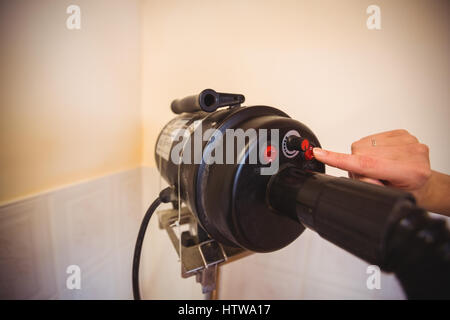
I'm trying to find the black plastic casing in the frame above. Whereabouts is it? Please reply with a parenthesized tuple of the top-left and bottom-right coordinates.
(155, 105, 324, 252)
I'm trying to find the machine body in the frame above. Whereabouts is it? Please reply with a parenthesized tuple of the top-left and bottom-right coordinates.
(156, 98, 324, 252)
(154, 89, 450, 299)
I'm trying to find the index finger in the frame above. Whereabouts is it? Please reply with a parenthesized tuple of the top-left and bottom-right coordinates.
(312, 147, 405, 183)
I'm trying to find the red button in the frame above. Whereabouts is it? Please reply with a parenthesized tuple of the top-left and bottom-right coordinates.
(301, 139, 310, 151)
(304, 145, 314, 160)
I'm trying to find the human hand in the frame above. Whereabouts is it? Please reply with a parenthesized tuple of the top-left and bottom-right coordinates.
(312, 129, 450, 215)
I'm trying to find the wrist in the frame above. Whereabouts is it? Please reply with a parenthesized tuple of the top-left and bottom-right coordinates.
(417, 170, 436, 208)
(418, 170, 450, 216)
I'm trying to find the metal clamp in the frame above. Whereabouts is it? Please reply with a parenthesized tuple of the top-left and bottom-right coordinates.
(157, 207, 250, 294)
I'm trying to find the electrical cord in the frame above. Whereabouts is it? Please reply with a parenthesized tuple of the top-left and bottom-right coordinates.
(132, 186, 175, 300)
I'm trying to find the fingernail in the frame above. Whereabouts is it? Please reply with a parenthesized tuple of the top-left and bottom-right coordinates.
(313, 148, 326, 157)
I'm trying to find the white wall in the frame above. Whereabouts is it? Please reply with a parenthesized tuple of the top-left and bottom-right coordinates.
(0, 0, 142, 204)
(0, 168, 142, 299)
(140, 0, 450, 178)
(0, 0, 143, 299)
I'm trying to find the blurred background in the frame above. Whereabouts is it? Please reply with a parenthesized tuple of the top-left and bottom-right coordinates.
(0, 0, 448, 299)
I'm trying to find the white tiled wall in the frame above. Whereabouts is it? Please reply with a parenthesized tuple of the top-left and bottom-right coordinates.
(0, 168, 143, 299)
(0, 166, 405, 299)
(0, 196, 56, 299)
(218, 230, 404, 299)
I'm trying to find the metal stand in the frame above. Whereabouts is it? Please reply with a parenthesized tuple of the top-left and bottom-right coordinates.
(157, 207, 250, 298)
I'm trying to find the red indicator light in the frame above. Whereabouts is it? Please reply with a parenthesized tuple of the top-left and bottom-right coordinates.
(301, 139, 310, 151)
(264, 145, 277, 163)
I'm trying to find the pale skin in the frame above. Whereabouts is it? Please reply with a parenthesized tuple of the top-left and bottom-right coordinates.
(312, 129, 450, 216)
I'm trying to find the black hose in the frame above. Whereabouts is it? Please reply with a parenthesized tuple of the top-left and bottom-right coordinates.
(385, 207, 450, 299)
(132, 187, 174, 300)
